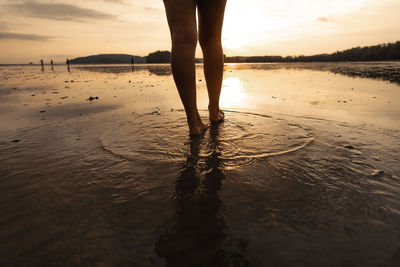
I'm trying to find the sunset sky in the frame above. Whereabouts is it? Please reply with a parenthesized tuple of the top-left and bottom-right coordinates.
(0, 0, 399, 64)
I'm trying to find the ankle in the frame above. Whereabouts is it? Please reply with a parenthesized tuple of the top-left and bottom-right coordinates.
(208, 104, 220, 112)
(185, 109, 199, 122)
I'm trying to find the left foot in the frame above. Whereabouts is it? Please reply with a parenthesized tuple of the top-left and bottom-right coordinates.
(188, 113, 206, 136)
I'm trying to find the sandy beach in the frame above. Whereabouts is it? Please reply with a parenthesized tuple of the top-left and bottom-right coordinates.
(1, 62, 400, 266)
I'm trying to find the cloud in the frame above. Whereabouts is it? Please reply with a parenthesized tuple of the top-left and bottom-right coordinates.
(85, 0, 128, 5)
(4, 1, 116, 22)
(0, 32, 51, 41)
(317, 17, 329, 23)
(144, 6, 162, 12)
(103, 0, 126, 3)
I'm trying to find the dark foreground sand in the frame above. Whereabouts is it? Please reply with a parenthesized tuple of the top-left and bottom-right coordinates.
(0, 63, 399, 266)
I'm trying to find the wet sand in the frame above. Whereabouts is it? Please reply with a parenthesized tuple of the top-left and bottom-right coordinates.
(0, 63, 400, 266)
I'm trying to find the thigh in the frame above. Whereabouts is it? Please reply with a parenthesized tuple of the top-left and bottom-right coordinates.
(163, 0, 198, 42)
(197, 0, 227, 43)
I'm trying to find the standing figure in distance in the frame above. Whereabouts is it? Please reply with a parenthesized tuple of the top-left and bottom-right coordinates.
(66, 58, 70, 72)
(163, 0, 226, 135)
(51, 59, 54, 72)
(40, 59, 44, 72)
(130, 56, 135, 71)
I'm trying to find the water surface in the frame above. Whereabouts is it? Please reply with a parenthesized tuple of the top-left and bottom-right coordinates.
(0, 63, 400, 266)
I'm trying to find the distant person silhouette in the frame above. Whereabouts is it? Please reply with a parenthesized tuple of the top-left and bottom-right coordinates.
(66, 58, 70, 72)
(51, 59, 54, 72)
(40, 59, 44, 71)
(130, 56, 135, 71)
(163, 0, 227, 135)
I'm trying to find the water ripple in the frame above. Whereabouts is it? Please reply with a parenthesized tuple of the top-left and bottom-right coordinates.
(100, 110, 314, 168)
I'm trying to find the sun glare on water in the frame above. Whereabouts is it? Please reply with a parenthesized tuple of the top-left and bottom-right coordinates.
(220, 77, 246, 107)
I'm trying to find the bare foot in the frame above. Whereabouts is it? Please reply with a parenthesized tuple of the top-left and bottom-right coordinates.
(188, 114, 206, 136)
(208, 107, 224, 123)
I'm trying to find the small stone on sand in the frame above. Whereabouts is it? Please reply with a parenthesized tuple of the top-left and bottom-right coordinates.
(87, 96, 99, 101)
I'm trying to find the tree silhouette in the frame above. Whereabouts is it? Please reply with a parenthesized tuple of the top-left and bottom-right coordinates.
(225, 41, 400, 63)
(146, 50, 171, 63)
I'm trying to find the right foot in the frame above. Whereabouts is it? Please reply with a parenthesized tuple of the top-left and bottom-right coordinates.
(208, 107, 224, 123)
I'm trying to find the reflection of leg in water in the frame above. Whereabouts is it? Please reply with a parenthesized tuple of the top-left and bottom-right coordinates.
(155, 125, 250, 266)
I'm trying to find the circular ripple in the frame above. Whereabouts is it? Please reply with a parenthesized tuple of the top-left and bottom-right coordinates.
(100, 111, 314, 168)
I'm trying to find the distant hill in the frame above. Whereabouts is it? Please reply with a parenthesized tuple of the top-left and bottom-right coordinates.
(225, 41, 400, 63)
(70, 54, 145, 64)
(146, 50, 171, 63)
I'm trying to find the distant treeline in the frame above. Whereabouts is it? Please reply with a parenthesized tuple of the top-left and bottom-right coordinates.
(69, 41, 400, 64)
(70, 51, 172, 64)
(225, 41, 400, 63)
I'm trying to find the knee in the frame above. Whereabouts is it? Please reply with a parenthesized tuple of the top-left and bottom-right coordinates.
(199, 35, 221, 49)
(172, 32, 197, 48)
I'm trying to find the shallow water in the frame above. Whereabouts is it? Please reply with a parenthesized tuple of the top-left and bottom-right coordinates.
(0, 63, 400, 266)
(100, 111, 314, 168)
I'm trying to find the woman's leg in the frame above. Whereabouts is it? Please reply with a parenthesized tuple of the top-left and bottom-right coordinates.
(163, 0, 205, 135)
(198, 0, 227, 123)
